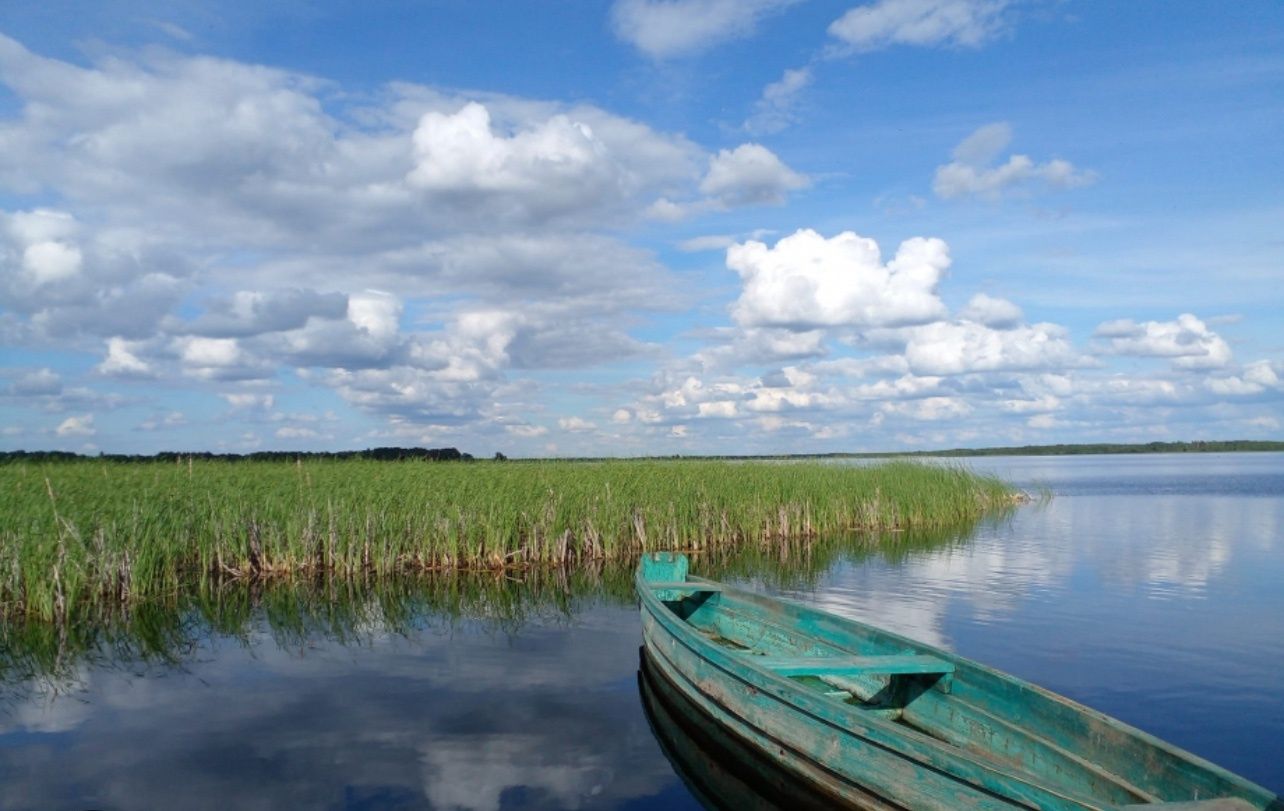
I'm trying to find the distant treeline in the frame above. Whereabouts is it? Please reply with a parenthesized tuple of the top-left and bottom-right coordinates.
(535, 439, 1284, 463)
(0, 447, 473, 464)
(895, 440, 1284, 457)
(2, 440, 1280, 465)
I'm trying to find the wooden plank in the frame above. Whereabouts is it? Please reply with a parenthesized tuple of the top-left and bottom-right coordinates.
(647, 582, 725, 592)
(749, 653, 955, 677)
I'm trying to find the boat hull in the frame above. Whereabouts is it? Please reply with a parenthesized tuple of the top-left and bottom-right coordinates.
(638, 645, 867, 811)
(636, 553, 1279, 811)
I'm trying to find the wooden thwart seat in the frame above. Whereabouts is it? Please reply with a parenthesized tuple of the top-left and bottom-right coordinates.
(747, 653, 955, 678)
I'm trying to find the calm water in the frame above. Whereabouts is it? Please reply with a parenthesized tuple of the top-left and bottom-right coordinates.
(2, 453, 1281, 809)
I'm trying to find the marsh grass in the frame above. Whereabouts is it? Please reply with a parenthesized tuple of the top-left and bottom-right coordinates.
(0, 458, 1018, 624)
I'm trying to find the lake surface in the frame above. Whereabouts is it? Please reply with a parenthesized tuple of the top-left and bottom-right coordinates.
(2, 453, 1281, 809)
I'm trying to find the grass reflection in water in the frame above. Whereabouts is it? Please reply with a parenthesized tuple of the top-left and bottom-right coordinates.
(0, 520, 988, 693)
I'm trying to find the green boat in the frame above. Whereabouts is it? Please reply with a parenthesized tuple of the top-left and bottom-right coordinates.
(637, 553, 1281, 811)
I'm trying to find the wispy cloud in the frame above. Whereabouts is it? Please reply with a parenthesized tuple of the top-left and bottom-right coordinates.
(933, 122, 1096, 200)
(829, 0, 1015, 52)
(744, 66, 813, 134)
(611, 0, 801, 59)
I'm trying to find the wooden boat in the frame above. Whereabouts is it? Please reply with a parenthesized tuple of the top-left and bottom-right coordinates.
(637, 553, 1281, 811)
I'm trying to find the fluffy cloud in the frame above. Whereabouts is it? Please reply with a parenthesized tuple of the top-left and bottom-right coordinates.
(0, 35, 715, 448)
(408, 102, 652, 223)
(261, 290, 405, 370)
(22, 240, 83, 284)
(557, 417, 597, 432)
(221, 393, 275, 411)
(1093, 313, 1233, 370)
(2, 208, 191, 341)
(829, 0, 1014, 51)
(700, 143, 808, 206)
(1204, 361, 1282, 396)
(506, 424, 549, 438)
(0, 34, 340, 234)
(274, 426, 323, 440)
(97, 337, 155, 378)
(320, 366, 498, 425)
(903, 320, 1082, 375)
(175, 336, 271, 381)
(728, 229, 949, 330)
(1, 208, 78, 244)
(0, 34, 702, 246)
(611, 0, 801, 58)
(933, 122, 1096, 200)
(2, 31, 1279, 456)
(2, 208, 80, 293)
(55, 414, 95, 437)
(959, 293, 1023, 328)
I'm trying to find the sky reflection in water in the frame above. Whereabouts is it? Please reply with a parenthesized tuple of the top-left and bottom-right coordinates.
(2, 453, 1282, 807)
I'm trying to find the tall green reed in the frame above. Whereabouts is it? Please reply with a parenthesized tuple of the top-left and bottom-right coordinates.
(0, 458, 1019, 623)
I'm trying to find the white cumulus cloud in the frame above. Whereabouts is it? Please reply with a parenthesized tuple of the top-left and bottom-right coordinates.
(959, 293, 1023, 328)
(558, 416, 597, 432)
(904, 320, 1081, 375)
(55, 414, 95, 437)
(221, 393, 275, 410)
(728, 228, 949, 330)
(1093, 313, 1233, 370)
(97, 337, 154, 378)
(506, 424, 549, 438)
(700, 143, 808, 207)
(410, 102, 613, 201)
(22, 240, 82, 284)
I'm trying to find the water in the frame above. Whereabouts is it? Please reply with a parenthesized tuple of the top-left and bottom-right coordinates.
(2, 453, 1281, 808)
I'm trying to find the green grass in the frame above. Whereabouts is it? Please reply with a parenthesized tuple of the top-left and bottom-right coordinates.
(0, 458, 1018, 623)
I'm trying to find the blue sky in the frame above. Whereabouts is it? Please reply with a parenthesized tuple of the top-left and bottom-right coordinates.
(1, 1, 1281, 456)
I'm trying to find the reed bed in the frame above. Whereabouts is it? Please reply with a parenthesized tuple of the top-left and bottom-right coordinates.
(0, 458, 1018, 623)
